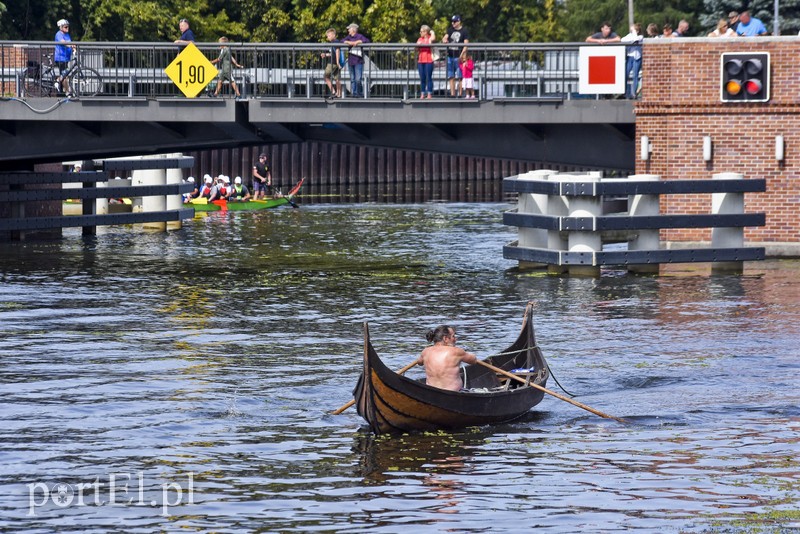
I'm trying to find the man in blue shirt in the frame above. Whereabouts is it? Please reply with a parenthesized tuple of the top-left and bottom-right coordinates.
(54, 19, 74, 96)
(735, 10, 768, 36)
(174, 18, 195, 48)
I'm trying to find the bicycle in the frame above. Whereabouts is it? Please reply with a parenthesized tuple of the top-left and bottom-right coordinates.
(23, 53, 102, 98)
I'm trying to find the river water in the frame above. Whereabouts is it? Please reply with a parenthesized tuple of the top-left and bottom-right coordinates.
(1, 203, 798, 532)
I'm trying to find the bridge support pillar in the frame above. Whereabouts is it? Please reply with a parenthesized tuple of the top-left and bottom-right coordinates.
(564, 173, 602, 276)
(166, 153, 184, 231)
(95, 180, 109, 216)
(712, 172, 745, 274)
(627, 174, 661, 274)
(517, 169, 556, 270)
(547, 174, 570, 274)
(132, 159, 167, 232)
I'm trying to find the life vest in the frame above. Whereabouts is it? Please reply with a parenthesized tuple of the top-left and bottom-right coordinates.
(200, 185, 213, 198)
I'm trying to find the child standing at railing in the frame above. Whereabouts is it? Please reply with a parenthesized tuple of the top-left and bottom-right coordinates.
(459, 51, 475, 99)
(210, 37, 243, 98)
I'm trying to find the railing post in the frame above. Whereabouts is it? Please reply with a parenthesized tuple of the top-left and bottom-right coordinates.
(306, 72, 312, 98)
(626, 174, 661, 274)
(128, 74, 136, 98)
(712, 172, 745, 273)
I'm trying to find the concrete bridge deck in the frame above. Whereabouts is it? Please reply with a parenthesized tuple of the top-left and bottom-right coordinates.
(0, 41, 635, 172)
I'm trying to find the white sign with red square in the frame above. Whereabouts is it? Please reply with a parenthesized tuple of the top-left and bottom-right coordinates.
(578, 46, 626, 95)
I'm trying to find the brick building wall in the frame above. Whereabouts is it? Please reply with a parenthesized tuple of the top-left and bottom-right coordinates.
(1, 44, 27, 97)
(635, 37, 799, 246)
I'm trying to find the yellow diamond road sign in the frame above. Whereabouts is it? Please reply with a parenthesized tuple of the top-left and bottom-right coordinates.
(164, 42, 218, 98)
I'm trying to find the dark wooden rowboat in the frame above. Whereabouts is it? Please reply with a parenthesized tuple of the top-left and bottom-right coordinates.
(354, 302, 550, 435)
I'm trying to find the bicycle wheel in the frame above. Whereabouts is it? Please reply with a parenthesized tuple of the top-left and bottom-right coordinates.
(71, 67, 102, 97)
(23, 71, 45, 97)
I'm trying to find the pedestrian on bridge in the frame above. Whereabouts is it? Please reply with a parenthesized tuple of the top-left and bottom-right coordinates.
(54, 19, 75, 97)
(343, 23, 370, 98)
(735, 10, 768, 36)
(621, 23, 643, 99)
(174, 18, 195, 48)
(210, 37, 243, 98)
(585, 22, 621, 44)
(442, 15, 470, 97)
(322, 28, 344, 99)
(416, 25, 436, 99)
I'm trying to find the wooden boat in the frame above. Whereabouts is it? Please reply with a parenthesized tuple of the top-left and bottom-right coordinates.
(354, 302, 550, 435)
(190, 178, 304, 212)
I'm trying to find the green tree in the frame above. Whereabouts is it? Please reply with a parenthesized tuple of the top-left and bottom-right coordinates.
(292, 0, 363, 43)
(0, 0, 71, 40)
(80, 0, 244, 42)
(362, 0, 436, 42)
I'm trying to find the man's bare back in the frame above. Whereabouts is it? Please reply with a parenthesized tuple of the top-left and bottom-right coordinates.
(417, 326, 478, 391)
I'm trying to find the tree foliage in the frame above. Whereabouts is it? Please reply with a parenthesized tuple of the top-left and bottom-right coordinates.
(2, 0, 799, 42)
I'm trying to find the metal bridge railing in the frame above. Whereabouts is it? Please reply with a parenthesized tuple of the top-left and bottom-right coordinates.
(0, 41, 608, 101)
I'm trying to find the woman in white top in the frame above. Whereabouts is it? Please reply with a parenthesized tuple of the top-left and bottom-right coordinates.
(708, 19, 736, 37)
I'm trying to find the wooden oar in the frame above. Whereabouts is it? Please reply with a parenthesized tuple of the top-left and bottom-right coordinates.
(330, 360, 419, 415)
(474, 359, 627, 423)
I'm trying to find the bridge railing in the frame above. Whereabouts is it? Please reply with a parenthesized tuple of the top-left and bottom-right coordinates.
(0, 41, 607, 101)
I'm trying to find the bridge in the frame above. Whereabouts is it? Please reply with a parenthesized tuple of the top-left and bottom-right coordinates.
(0, 41, 635, 172)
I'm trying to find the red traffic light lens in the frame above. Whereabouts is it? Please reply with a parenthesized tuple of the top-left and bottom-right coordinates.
(726, 79, 742, 95)
(745, 79, 762, 95)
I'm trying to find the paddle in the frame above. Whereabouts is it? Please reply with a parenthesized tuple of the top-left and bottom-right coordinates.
(330, 359, 419, 415)
(474, 359, 627, 423)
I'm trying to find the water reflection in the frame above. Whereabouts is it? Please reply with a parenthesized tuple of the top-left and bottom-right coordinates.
(0, 204, 799, 531)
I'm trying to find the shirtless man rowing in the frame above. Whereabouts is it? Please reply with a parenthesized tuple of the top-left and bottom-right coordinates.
(416, 325, 478, 391)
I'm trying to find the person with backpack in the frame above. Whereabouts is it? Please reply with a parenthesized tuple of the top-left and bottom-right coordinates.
(322, 28, 345, 99)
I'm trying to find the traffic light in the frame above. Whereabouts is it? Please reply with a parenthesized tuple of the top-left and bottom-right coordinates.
(721, 53, 770, 103)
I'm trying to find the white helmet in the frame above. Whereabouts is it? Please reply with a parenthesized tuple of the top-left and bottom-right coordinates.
(57, 19, 69, 28)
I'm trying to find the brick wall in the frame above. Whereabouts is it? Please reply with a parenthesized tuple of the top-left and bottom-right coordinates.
(635, 37, 799, 244)
(1, 45, 28, 97)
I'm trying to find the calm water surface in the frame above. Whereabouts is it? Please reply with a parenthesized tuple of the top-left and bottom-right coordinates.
(0, 203, 798, 532)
